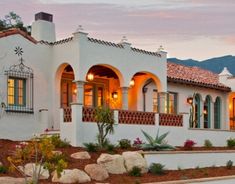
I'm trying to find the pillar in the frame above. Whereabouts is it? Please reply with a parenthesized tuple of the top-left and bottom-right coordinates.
(121, 87, 129, 110)
(74, 80, 85, 105)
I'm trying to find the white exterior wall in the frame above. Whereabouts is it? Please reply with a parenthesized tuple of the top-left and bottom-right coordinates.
(0, 30, 167, 140)
(0, 34, 52, 140)
(145, 151, 235, 170)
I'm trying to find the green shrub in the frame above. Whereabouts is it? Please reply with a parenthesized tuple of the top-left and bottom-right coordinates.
(226, 160, 233, 169)
(105, 143, 116, 153)
(119, 139, 131, 149)
(0, 165, 8, 174)
(83, 143, 99, 152)
(50, 135, 70, 148)
(129, 166, 142, 177)
(204, 139, 213, 148)
(149, 163, 165, 175)
(227, 138, 235, 148)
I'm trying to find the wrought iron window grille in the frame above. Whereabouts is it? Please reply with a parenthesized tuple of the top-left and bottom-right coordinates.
(4, 47, 34, 114)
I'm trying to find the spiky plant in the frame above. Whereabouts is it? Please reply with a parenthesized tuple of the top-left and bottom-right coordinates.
(140, 129, 175, 151)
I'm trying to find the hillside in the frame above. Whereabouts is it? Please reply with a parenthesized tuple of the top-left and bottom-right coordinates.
(168, 55, 235, 75)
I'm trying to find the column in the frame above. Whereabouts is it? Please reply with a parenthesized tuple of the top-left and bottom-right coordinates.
(158, 92, 167, 113)
(74, 80, 85, 105)
(121, 87, 129, 110)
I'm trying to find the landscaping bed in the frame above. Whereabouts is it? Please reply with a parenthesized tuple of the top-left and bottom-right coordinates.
(2, 139, 235, 184)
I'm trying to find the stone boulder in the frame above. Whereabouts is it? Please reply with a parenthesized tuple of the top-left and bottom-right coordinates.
(18, 163, 49, 179)
(52, 169, 91, 183)
(122, 151, 148, 173)
(84, 164, 109, 181)
(97, 153, 126, 174)
(70, 151, 91, 159)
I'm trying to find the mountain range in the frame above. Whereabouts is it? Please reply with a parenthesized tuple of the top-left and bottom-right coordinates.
(168, 55, 235, 75)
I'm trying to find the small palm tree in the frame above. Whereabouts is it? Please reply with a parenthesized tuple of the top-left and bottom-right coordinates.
(95, 106, 115, 148)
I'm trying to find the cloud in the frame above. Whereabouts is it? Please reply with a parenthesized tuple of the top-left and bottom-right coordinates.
(0, 0, 234, 60)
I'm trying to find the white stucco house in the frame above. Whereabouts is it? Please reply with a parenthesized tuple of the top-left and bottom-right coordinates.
(1, 12, 235, 146)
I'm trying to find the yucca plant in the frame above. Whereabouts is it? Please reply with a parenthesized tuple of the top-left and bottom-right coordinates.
(140, 129, 175, 151)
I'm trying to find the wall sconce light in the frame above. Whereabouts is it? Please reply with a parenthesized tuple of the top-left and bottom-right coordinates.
(129, 79, 135, 87)
(112, 92, 118, 99)
(203, 109, 207, 114)
(187, 97, 193, 105)
(73, 89, 77, 94)
(87, 73, 94, 81)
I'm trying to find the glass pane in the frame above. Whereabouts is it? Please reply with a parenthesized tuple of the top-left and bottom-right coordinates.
(18, 80, 23, 105)
(84, 85, 93, 107)
(97, 87, 103, 107)
(153, 90, 158, 112)
(8, 79, 15, 105)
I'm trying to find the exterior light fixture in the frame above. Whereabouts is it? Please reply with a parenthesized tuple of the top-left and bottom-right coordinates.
(87, 73, 94, 81)
(112, 92, 118, 99)
(187, 97, 193, 105)
(129, 79, 135, 87)
(203, 109, 207, 114)
(73, 89, 77, 94)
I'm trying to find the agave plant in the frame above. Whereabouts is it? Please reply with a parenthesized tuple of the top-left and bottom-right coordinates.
(140, 129, 175, 151)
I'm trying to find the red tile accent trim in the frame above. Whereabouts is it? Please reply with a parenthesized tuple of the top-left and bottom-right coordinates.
(63, 107, 72, 122)
(159, 113, 183, 126)
(118, 110, 155, 125)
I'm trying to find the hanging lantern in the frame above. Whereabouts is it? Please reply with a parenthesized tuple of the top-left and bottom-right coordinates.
(87, 73, 94, 81)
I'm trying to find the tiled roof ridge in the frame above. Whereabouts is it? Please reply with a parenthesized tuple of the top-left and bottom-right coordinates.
(167, 62, 231, 92)
(87, 37, 124, 48)
(0, 28, 37, 44)
(167, 61, 219, 75)
(131, 47, 161, 57)
(39, 37, 73, 45)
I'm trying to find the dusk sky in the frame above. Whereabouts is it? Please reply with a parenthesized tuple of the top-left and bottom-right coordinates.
(0, 0, 235, 60)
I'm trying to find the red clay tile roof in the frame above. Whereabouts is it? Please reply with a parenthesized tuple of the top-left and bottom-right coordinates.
(167, 62, 231, 91)
(0, 28, 37, 44)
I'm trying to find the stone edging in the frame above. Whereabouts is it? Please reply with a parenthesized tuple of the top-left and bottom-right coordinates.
(144, 175, 235, 184)
(143, 150, 235, 154)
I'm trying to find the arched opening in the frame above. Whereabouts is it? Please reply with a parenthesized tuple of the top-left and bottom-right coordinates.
(128, 72, 165, 112)
(214, 97, 221, 129)
(60, 65, 75, 108)
(204, 95, 211, 128)
(194, 93, 201, 128)
(85, 65, 121, 109)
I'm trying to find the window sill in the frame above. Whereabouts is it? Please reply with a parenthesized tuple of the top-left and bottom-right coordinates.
(5, 107, 34, 114)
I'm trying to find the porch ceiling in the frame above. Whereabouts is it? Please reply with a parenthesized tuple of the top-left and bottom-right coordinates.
(88, 65, 119, 79)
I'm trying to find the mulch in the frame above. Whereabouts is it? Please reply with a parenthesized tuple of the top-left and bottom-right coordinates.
(1, 139, 235, 184)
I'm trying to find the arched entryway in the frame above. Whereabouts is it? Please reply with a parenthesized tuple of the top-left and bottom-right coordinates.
(60, 65, 76, 108)
(84, 65, 122, 109)
(128, 72, 163, 112)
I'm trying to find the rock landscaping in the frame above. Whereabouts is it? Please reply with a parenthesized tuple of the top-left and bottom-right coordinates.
(2, 138, 235, 184)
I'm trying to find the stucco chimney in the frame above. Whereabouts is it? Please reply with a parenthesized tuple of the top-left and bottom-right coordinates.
(219, 67, 233, 84)
(31, 12, 56, 42)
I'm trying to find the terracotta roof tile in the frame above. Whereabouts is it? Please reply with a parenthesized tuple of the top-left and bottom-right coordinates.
(0, 28, 37, 44)
(167, 62, 231, 91)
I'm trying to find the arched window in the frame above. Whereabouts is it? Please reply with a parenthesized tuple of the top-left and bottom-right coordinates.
(194, 94, 201, 128)
(214, 97, 221, 129)
(204, 96, 211, 128)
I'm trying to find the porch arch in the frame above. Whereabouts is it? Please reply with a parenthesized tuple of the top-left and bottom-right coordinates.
(128, 71, 162, 111)
(83, 64, 124, 109)
(55, 63, 76, 108)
